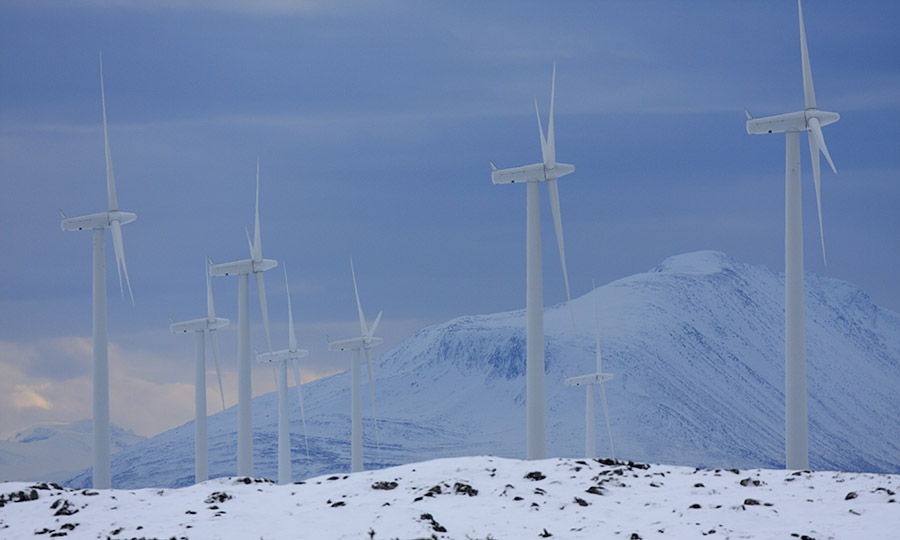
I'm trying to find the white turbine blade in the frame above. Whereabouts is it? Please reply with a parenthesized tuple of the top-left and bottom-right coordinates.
(110, 219, 134, 305)
(209, 328, 227, 413)
(592, 278, 600, 369)
(534, 97, 551, 167)
(284, 264, 297, 351)
(252, 160, 262, 262)
(244, 227, 254, 259)
(546, 62, 556, 167)
(547, 179, 574, 330)
(292, 358, 310, 461)
(807, 129, 826, 265)
(798, 0, 817, 110)
(350, 257, 368, 336)
(363, 348, 380, 455)
(598, 381, 615, 459)
(366, 311, 382, 342)
(206, 258, 216, 319)
(100, 52, 118, 212)
(808, 117, 836, 173)
(255, 271, 273, 354)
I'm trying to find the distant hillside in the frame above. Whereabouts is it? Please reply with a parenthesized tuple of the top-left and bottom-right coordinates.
(0, 420, 143, 482)
(66, 251, 900, 488)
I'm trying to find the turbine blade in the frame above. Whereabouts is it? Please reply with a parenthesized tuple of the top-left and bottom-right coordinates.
(292, 358, 310, 461)
(798, 0, 817, 110)
(100, 52, 118, 213)
(252, 160, 262, 262)
(206, 258, 216, 319)
(534, 97, 550, 167)
(808, 117, 837, 173)
(255, 271, 273, 354)
(598, 381, 615, 459)
(245, 227, 254, 259)
(546, 62, 556, 167)
(209, 328, 227, 413)
(366, 311, 382, 341)
(807, 129, 827, 265)
(593, 279, 602, 372)
(110, 220, 134, 305)
(364, 348, 380, 456)
(271, 365, 278, 402)
(547, 179, 574, 330)
(350, 257, 368, 336)
(284, 264, 297, 351)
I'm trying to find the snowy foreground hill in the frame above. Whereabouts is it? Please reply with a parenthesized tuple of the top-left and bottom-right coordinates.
(67, 251, 900, 488)
(5, 456, 900, 539)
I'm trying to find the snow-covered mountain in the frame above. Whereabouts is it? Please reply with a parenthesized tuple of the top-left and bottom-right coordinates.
(0, 420, 143, 482)
(6, 456, 899, 539)
(66, 251, 900, 489)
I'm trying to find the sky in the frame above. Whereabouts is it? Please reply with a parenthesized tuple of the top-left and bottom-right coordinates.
(0, 0, 898, 439)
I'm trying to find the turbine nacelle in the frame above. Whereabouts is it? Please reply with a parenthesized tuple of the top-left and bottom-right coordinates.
(328, 336, 383, 352)
(745, 108, 839, 135)
(490, 161, 575, 185)
(60, 210, 136, 231)
(564, 372, 613, 387)
(256, 348, 310, 364)
(169, 316, 229, 334)
(208, 257, 277, 277)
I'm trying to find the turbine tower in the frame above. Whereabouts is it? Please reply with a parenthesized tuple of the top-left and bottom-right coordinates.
(59, 54, 136, 489)
(564, 283, 614, 459)
(169, 259, 229, 483)
(208, 162, 277, 477)
(256, 264, 311, 485)
(328, 258, 382, 473)
(489, 63, 576, 460)
(744, 0, 839, 470)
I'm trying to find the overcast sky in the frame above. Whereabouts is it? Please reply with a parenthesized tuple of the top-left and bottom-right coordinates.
(1, 0, 898, 439)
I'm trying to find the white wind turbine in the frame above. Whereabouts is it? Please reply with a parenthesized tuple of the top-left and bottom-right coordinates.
(489, 63, 576, 460)
(208, 162, 277, 477)
(744, 0, 839, 470)
(256, 264, 311, 485)
(59, 54, 136, 489)
(564, 283, 614, 459)
(169, 259, 229, 483)
(328, 258, 383, 473)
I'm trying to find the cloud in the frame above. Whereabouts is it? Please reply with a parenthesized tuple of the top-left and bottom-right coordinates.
(18, 0, 384, 16)
(10, 384, 53, 410)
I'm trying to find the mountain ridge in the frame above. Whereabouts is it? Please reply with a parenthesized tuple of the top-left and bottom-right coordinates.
(64, 251, 900, 488)
(0, 420, 143, 482)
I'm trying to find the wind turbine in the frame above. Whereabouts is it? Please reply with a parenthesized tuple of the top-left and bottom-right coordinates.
(256, 264, 311, 485)
(169, 260, 229, 483)
(328, 258, 382, 473)
(744, 0, 839, 470)
(564, 282, 614, 459)
(208, 161, 277, 477)
(59, 53, 136, 489)
(489, 63, 576, 460)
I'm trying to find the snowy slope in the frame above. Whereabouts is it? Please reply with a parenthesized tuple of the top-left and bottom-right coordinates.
(0, 420, 143, 482)
(66, 251, 900, 488)
(5, 456, 900, 539)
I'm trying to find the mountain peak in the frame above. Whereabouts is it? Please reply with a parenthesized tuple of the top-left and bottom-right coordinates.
(650, 250, 736, 275)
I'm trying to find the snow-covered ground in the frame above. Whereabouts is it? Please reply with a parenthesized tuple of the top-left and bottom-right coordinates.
(3, 456, 898, 539)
